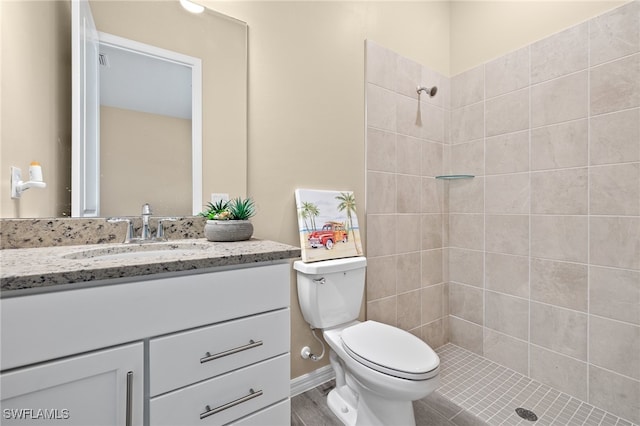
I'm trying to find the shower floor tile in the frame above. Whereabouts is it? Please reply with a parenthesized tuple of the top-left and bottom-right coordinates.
(291, 343, 639, 426)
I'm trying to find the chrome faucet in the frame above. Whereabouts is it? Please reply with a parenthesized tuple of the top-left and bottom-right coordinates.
(108, 203, 179, 243)
(140, 203, 153, 241)
(106, 217, 134, 243)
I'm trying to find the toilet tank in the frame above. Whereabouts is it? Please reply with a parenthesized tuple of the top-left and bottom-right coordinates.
(294, 257, 367, 329)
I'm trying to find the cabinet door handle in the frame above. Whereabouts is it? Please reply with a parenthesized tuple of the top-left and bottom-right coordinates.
(200, 340, 263, 364)
(199, 388, 263, 420)
(125, 371, 133, 426)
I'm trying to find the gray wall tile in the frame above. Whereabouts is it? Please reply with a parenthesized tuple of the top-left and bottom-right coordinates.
(449, 315, 484, 355)
(590, 108, 640, 166)
(485, 173, 530, 214)
(484, 329, 529, 375)
(366, 171, 396, 214)
(366, 40, 397, 90)
(590, 266, 640, 325)
(449, 248, 484, 288)
(485, 46, 529, 99)
(531, 23, 588, 84)
(485, 253, 529, 298)
(485, 214, 529, 256)
(485, 88, 529, 137)
(590, 216, 640, 270)
(591, 54, 640, 116)
(451, 103, 484, 144)
(451, 65, 484, 109)
(531, 215, 588, 263)
(531, 71, 588, 127)
(367, 127, 396, 173)
(590, 1, 640, 66)
(531, 168, 588, 215)
(530, 344, 588, 401)
(450, 282, 484, 325)
(397, 252, 421, 293)
(530, 258, 588, 312)
(531, 301, 588, 360)
(589, 365, 640, 424)
(589, 316, 640, 380)
(449, 214, 484, 250)
(531, 120, 588, 171)
(367, 83, 397, 132)
(589, 163, 640, 216)
(366, 255, 397, 301)
(485, 290, 529, 340)
(485, 131, 529, 175)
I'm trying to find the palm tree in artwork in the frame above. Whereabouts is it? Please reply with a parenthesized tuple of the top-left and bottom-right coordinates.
(335, 192, 361, 254)
(301, 201, 320, 232)
(299, 206, 311, 234)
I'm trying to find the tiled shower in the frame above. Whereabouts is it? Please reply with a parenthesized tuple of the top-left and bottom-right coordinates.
(364, 1, 639, 424)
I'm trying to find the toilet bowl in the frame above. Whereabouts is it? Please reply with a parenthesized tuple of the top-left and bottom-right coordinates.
(323, 320, 440, 426)
(294, 257, 441, 426)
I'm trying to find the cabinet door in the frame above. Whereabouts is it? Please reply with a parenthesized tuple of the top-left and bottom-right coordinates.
(0, 343, 143, 426)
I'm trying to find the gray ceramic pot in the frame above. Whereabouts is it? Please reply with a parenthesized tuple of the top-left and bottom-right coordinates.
(204, 220, 253, 242)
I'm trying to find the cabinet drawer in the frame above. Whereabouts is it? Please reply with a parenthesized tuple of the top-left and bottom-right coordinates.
(150, 354, 289, 426)
(150, 309, 289, 396)
(230, 399, 290, 426)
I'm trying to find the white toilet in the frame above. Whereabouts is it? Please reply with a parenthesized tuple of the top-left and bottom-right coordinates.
(294, 256, 440, 426)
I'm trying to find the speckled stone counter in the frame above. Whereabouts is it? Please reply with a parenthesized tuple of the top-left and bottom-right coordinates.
(1, 239, 301, 293)
(0, 217, 206, 249)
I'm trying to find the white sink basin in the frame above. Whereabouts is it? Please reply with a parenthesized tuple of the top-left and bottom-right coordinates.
(63, 242, 212, 261)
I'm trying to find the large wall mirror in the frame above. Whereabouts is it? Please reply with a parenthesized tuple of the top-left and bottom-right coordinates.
(1, 0, 247, 219)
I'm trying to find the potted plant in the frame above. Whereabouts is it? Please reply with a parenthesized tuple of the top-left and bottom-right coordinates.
(200, 197, 256, 242)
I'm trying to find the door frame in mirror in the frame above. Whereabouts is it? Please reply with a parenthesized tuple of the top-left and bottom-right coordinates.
(72, 26, 202, 217)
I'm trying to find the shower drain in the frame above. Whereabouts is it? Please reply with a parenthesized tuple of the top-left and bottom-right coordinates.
(515, 407, 538, 421)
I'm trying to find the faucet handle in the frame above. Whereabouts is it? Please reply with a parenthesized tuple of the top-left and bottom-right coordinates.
(155, 217, 178, 241)
(142, 203, 152, 215)
(107, 217, 134, 243)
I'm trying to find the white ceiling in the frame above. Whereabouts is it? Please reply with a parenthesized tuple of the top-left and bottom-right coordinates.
(99, 44, 192, 119)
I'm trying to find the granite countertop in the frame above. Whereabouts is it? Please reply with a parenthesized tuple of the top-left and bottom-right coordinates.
(1, 239, 301, 293)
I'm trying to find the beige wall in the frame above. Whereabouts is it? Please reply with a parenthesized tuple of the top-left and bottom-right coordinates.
(100, 106, 191, 217)
(1, 0, 71, 218)
(450, 0, 626, 75)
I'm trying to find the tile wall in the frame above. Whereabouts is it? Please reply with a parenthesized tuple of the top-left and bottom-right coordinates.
(366, 1, 639, 423)
(365, 40, 451, 348)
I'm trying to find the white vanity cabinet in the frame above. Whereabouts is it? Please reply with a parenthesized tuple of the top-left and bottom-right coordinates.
(1, 261, 292, 426)
(0, 343, 143, 426)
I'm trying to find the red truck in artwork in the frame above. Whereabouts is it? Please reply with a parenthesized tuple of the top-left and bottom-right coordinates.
(308, 221, 348, 249)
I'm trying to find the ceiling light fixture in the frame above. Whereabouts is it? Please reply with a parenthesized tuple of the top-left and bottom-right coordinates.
(180, 0, 204, 14)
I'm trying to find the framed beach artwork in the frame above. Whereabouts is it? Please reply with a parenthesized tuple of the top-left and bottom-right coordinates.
(294, 189, 364, 262)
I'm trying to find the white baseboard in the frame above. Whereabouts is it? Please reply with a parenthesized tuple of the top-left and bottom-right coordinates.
(290, 364, 335, 397)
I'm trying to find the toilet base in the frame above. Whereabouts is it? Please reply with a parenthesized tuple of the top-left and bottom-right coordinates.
(326, 373, 418, 426)
(327, 387, 357, 426)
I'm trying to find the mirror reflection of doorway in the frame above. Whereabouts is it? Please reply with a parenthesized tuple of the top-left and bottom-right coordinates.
(98, 37, 195, 217)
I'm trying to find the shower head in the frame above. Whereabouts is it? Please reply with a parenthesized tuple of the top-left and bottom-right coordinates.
(417, 86, 438, 97)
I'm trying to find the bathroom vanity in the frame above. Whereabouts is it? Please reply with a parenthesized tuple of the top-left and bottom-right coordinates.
(0, 239, 300, 426)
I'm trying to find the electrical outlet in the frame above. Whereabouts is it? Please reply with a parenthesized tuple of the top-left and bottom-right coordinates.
(211, 193, 229, 203)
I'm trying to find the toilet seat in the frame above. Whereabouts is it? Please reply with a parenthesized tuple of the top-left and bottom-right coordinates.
(340, 321, 439, 381)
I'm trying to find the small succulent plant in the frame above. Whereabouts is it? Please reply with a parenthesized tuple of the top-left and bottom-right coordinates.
(227, 197, 256, 220)
(200, 199, 230, 220)
(200, 197, 255, 221)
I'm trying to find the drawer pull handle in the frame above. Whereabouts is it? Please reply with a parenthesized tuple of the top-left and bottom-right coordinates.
(199, 388, 263, 420)
(200, 340, 263, 364)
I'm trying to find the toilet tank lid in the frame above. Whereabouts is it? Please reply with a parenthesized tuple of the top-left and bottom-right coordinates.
(293, 256, 367, 274)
